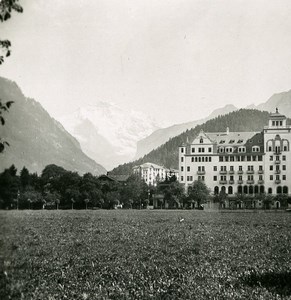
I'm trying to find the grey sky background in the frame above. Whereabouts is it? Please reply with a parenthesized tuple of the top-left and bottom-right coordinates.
(1, 0, 291, 126)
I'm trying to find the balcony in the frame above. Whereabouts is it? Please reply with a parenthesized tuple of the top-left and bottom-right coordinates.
(219, 170, 227, 175)
(237, 170, 243, 174)
(237, 180, 243, 184)
(197, 170, 206, 175)
(275, 160, 281, 164)
(229, 170, 234, 174)
(219, 180, 227, 184)
(247, 180, 255, 184)
(275, 179, 281, 184)
(275, 170, 281, 174)
(258, 170, 264, 174)
(229, 180, 234, 184)
(246, 170, 254, 174)
(258, 180, 264, 184)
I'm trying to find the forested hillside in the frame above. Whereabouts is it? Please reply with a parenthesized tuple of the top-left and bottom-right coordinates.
(111, 109, 290, 174)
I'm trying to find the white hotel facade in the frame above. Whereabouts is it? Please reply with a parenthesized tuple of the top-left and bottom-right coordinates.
(179, 110, 290, 198)
(133, 162, 179, 186)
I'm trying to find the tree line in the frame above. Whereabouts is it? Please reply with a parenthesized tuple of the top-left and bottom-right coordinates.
(0, 163, 289, 210)
(0, 164, 214, 210)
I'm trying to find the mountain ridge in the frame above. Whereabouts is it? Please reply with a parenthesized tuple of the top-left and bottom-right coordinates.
(0, 77, 106, 175)
(134, 104, 238, 159)
(134, 91, 291, 160)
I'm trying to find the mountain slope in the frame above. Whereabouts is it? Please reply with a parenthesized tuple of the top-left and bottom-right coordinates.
(111, 109, 290, 175)
(0, 77, 106, 175)
(59, 103, 161, 170)
(250, 90, 291, 117)
(135, 104, 237, 159)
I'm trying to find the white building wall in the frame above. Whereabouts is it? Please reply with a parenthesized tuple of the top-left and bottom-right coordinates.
(178, 112, 291, 197)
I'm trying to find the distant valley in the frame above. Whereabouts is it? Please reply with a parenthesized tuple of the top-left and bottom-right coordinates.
(59, 103, 161, 170)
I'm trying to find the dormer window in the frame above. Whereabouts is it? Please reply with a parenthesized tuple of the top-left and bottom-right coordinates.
(219, 147, 224, 153)
(219, 140, 225, 144)
(238, 139, 244, 144)
(225, 147, 233, 153)
(238, 146, 246, 153)
(252, 146, 260, 152)
(200, 138, 203, 144)
(229, 140, 235, 144)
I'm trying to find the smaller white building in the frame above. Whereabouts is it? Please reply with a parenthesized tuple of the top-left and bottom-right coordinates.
(133, 162, 178, 185)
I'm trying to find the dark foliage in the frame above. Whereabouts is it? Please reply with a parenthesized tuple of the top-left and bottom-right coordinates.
(0, 164, 153, 210)
(0, 0, 23, 152)
(0, 100, 14, 152)
(0, 0, 23, 63)
(243, 271, 291, 296)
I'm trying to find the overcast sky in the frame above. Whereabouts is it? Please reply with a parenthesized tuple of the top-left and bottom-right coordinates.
(1, 0, 291, 126)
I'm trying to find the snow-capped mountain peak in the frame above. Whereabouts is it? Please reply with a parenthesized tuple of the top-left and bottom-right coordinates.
(59, 101, 161, 170)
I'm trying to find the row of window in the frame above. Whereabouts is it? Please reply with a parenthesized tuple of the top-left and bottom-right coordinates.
(182, 164, 288, 173)
(218, 146, 261, 153)
(182, 165, 262, 172)
(181, 156, 213, 163)
(182, 145, 289, 154)
(270, 175, 286, 181)
(182, 175, 205, 182)
(270, 155, 287, 161)
(267, 145, 289, 152)
(269, 165, 287, 171)
(215, 175, 263, 181)
(219, 155, 263, 162)
(272, 120, 283, 126)
(215, 185, 289, 195)
(182, 174, 287, 182)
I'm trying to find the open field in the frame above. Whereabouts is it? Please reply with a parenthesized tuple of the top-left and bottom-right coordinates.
(1, 210, 291, 299)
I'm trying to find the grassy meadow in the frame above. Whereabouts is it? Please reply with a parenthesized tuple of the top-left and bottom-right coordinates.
(1, 210, 291, 299)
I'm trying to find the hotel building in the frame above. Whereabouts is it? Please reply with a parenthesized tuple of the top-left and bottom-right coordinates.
(179, 109, 290, 198)
(133, 162, 179, 186)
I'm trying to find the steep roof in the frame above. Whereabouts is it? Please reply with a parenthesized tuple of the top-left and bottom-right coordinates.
(98, 174, 129, 183)
(190, 129, 216, 145)
(109, 174, 130, 182)
(136, 162, 165, 169)
(205, 131, 261, 146)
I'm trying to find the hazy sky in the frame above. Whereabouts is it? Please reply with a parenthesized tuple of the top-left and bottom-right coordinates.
(1, 0, 291, 126)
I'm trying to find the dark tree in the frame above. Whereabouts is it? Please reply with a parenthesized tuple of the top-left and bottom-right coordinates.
(188, 180, 210, 208)
(0, 0, 23, 63)
(0, 0, 23, 152)
(119, 174, 148, 209)
(0, 165, 20, 208)
(158, 178, 184, 209)
(20, 166, 30, 189)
